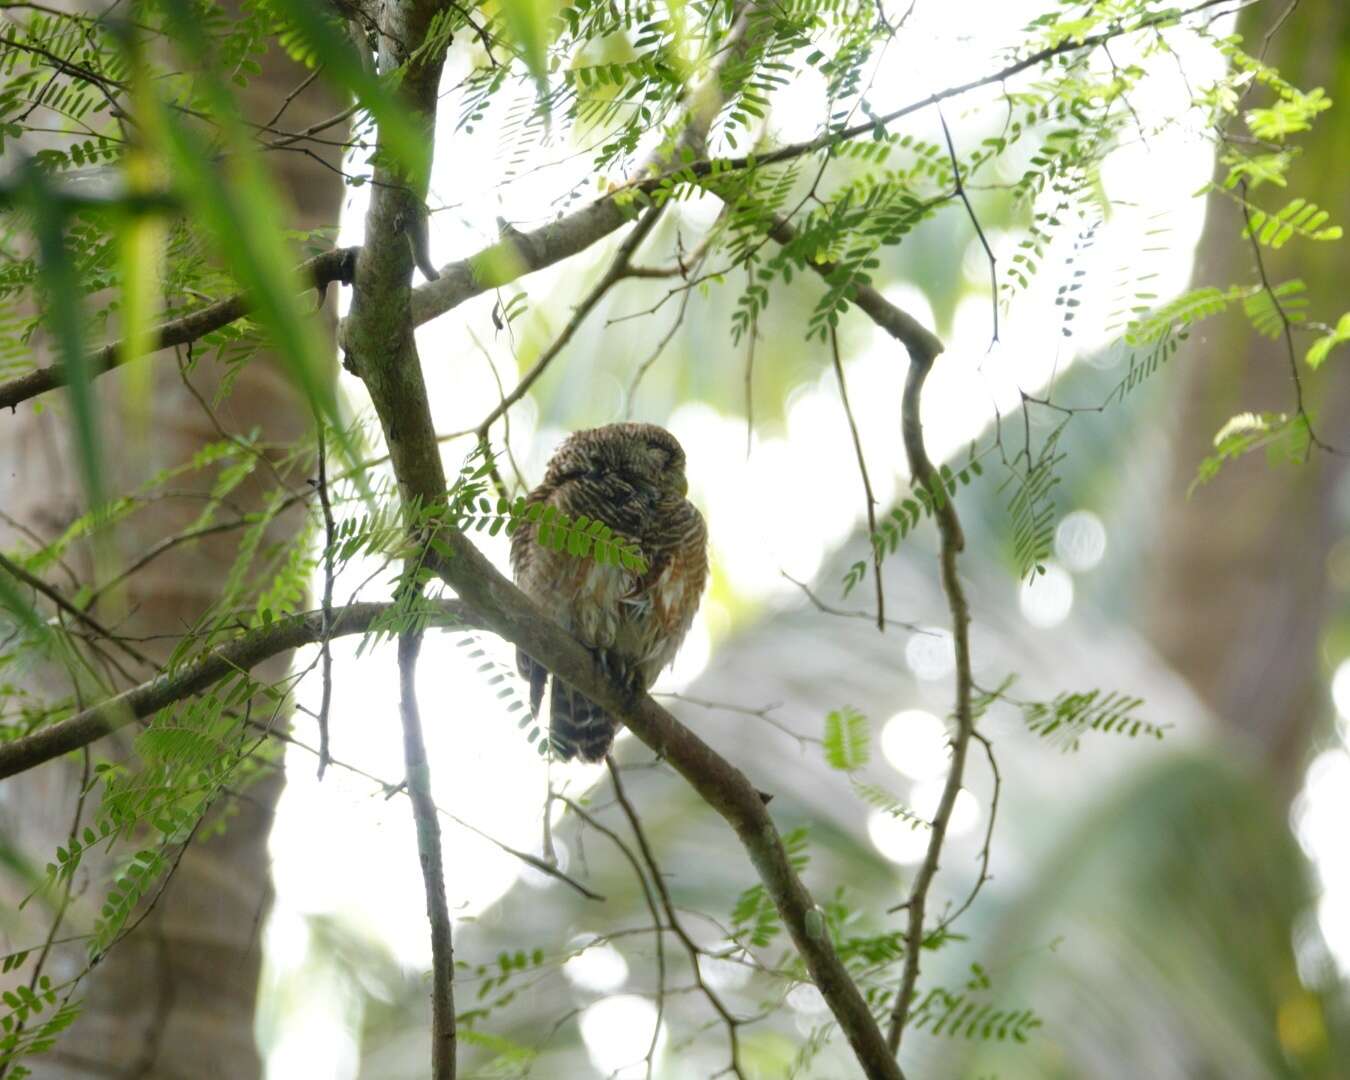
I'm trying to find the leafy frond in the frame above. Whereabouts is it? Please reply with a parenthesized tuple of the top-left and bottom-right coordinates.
(1190, 410, 1311, 493)
(823, 706, 869, 771)
(1003, 425, 1066, 581)
(909, 986, 1043, 1044)
(1021, 688, 1164, 751)
(849, 443, 984, 594)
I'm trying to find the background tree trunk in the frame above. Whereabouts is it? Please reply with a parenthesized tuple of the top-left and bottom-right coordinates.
(0, 22, 345, 1079)
(1146, 0, 1350, 792)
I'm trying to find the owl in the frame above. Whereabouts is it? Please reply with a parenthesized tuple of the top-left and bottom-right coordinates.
(511, 422, 708, 762)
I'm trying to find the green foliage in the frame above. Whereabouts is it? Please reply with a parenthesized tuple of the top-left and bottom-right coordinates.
(846, 444, 983, 595)
(1307, 312, 1350, 370)
(823, 706, 869, 771)
(1191, 410, 1311, 494)
(0, 976, 81, 1078)
(1, 0, 1346, 1075)
(1242, 197, 1342, 249)
(909, 985, 1042, 1044)
(1021, 688, 1164, 752)
(1004, 424, 1066, 581)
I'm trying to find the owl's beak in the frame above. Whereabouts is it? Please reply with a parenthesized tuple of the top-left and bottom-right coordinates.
(677, 474, 689, 497)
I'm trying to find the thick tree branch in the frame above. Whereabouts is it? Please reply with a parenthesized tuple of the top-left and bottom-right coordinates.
(0, 248, 356, 412)
(417, 537, 904, 1080)
(0, 599, 471, 780)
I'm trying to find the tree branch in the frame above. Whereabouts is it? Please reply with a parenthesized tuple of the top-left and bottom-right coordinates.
(417, 538, 904, 1080)
(0, 248, 356, 412)
(761, 211, 975, 1057)
(0, 599, 472, 780)
(887, 337, 974, 1054)
(474, 205, 664, 448)
(397, 629, 457, 1080)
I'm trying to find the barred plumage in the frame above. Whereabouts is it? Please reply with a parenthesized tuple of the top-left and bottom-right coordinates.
(510, 422, 708, 762)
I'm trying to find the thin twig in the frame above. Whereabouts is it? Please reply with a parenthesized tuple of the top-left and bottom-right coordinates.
(314, 422, 337, 779)
(398, 629, 457, 1080)
(937, 109, 999, 350)
(780, 572, 926, 634)
(828, 324, 885, 631)
(263, 64, 323, 129)
(555, 792, 667, 1078)
(932, 731, 1001, 932)
(0, 551, 156, 672)
(606, 758, 747, 1080)
(1238, 179, 1341, 457)
(474, 206, 664, 445)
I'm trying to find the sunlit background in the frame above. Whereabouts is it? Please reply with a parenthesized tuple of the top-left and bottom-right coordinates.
(254, 2, 1350, 1075)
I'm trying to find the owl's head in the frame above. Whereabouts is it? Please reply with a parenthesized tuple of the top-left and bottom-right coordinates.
(546, 422, 689, 498)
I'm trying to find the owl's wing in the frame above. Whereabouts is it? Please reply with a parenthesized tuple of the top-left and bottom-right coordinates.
(622, 500, 709, 689)
(511, 481, 638, 649)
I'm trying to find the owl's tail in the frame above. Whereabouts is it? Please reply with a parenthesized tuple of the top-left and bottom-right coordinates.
(516, 648, 620, 763)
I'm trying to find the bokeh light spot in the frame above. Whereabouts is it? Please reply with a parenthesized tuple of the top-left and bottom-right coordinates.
(1019, 562, 1074, 628)
(881, 710, 951, 781)
(1055, 510, 1108, 572)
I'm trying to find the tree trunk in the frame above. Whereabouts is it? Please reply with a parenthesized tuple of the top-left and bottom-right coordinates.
(0, 21, 344, 1080)
(1147, 0, 1350, 792)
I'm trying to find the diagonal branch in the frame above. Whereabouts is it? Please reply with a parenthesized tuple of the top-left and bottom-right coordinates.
(0, 599, 472, 781)
(0, 247, 357, 411)
(417, 539, 906, 1080)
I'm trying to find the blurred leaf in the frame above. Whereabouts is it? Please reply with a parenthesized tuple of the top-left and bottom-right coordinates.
(140, 14, 358, 476)
(1307, 312, 1350, 369)
(499, 0, 559, 95)
(0, 558, 48, 643)
(21, 163, 104, 513)
(266, 0, 432, 187)
(119, 43, 165, 455)
(956, 753, 1350, 1079)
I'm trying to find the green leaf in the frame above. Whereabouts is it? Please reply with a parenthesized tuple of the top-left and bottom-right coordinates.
(823, 706, 870, 771)
(19, 163, 103, 512)
(1306, 312, 1350, 369)
(138, 27, 359, 481)
(499, 0, 559, 97)
(265, 0, 432, 188)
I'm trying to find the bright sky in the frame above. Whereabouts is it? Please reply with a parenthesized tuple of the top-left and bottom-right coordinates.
(259, 5, 1350, 1075)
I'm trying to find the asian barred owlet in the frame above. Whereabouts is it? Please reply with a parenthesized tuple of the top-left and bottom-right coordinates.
(511, 422, 708, 762)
